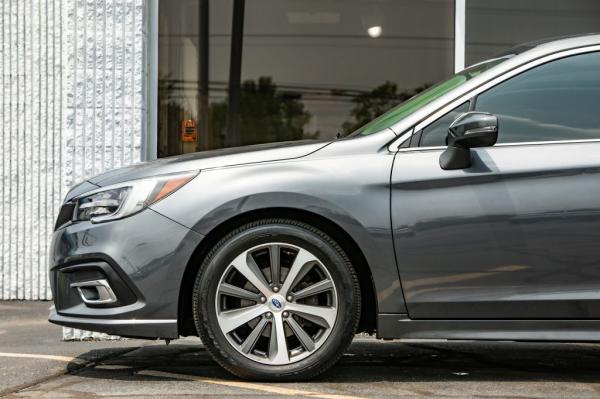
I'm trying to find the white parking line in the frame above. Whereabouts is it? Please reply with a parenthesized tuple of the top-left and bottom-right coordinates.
(138, 370, 367, 399)
(0, 352, 75, 363)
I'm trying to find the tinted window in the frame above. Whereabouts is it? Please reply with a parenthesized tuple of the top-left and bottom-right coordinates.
(158, 0, 456, 157)
(475, 52, 600, 144)
(236, 0, 456, 141)
(419, 101, 470, 147)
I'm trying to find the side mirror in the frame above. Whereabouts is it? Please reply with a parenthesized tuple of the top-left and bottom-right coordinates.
(439, 112, 498, 170)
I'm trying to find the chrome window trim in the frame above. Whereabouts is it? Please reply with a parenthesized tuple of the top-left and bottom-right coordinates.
(396, 138, 600, 153)
(388, 45, 600, 152)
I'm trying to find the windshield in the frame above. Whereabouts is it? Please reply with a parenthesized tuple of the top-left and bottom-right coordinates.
(353, 57, 509, 136)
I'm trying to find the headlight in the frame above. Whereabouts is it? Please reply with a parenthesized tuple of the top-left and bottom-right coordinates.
(74, 171, 198, 223)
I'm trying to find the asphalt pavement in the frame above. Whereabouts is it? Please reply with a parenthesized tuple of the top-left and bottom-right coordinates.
(2, 301, 600, 398)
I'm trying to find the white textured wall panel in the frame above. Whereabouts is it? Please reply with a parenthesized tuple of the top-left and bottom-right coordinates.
(64, 0, 146, 190)
(1, 0, 147, 300)
(1, 0, 63, 300)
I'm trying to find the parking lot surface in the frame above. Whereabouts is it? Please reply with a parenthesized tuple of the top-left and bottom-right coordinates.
(2, 301, 600, 398)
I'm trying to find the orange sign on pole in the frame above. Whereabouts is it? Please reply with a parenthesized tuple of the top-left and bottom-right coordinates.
(181, 119, 198, 142)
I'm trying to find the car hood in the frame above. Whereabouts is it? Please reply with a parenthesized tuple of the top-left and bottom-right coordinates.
(86, 139, 332, 188)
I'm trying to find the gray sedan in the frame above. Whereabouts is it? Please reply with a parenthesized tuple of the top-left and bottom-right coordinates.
(50, 34, 600, 380)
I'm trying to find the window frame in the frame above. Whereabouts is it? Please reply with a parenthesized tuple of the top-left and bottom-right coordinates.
(391, 45, 600, 152)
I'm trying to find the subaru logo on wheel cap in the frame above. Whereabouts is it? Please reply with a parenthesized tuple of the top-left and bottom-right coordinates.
(271, 298, 282, 309)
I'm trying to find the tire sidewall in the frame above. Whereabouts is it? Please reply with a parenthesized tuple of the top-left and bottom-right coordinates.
(194, 221, 358, 379)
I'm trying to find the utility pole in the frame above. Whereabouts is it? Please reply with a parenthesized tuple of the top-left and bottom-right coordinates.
(197, 0, 210, 152)
(226, 0, 245, 147)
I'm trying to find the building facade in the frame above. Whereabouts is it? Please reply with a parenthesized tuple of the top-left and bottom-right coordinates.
(2, 0, 600, 300)
(1, 0, 147, 300)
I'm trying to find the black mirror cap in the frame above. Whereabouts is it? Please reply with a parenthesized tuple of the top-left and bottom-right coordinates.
(448, 111, 498, 148)
(440, 112, 499, 170)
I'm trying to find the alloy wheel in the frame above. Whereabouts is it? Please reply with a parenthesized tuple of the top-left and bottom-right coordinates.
(214, 242, 338, 365)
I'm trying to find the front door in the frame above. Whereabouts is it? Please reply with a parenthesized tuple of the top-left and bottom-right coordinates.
(391, 50, 600, 319)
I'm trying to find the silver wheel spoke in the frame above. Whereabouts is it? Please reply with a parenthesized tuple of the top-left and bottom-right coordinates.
(269, 244, 280, 285)
(218, 304, 266, 334)
(268, 314, 289, 363)
(215, 242, 338, 366)
(287, 316, 316, 352)
(293, 279, 333, 300)
(280, 248, 318, 295)
(241, 317, 268, 354)
(287, 303, 337, 329)
(230, 252, 271, 296)
(219, 283, 261, 302)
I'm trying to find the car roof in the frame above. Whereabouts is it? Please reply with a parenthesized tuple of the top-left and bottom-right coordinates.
(492, 33, 600, 58)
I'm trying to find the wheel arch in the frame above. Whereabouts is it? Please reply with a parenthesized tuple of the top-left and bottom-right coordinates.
(177, 207, 378, 337)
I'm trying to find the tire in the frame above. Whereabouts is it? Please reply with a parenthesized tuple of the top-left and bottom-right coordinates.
(192, 218, 361, 381)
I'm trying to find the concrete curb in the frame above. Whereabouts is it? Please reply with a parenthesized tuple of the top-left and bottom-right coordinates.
(62, 327, 123, 341)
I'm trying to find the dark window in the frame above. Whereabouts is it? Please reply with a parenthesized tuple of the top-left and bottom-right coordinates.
(466, 0, 600, 66)
(419, 101, 470, 147)
(475, 52, 600, 144)
(158, 0, 455, 157)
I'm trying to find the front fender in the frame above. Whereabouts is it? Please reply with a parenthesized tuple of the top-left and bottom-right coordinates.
(150, 155, 406, 314)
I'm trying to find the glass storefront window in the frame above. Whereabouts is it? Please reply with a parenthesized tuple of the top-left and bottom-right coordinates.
(158, 0, 455, 156)
(466, 0, 600, 66)
(158, 0, 211, 157)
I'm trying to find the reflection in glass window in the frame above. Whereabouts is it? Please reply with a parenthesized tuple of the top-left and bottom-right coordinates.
(420, 102, 470, 147)
(158, 0, 217, 157)
(360, 56, 506, 137)
(158, 0, 454, 157)
(466, 0, 600, 66)
(475, 52, 600, 144)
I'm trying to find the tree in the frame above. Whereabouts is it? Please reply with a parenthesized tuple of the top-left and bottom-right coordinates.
(212, 77, 318, 146)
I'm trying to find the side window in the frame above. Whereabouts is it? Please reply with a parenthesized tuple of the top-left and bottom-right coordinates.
(419, 102, 470, 147)
(475, 52, 600, 144)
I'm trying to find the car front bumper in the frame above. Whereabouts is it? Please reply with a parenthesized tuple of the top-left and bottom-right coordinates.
(48, 208, 204, 339)
(48, 306, 179, 338)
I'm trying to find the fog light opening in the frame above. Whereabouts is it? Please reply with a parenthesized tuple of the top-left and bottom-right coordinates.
(70, 279, 117, 305)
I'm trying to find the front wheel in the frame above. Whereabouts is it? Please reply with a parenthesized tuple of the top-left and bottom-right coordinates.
(192, 219, 361, 380)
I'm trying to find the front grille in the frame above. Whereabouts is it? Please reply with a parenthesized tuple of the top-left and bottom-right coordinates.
(55, 202, 75, 230)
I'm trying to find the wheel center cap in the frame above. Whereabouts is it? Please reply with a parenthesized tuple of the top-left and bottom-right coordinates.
(268, 294, 286, 312)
